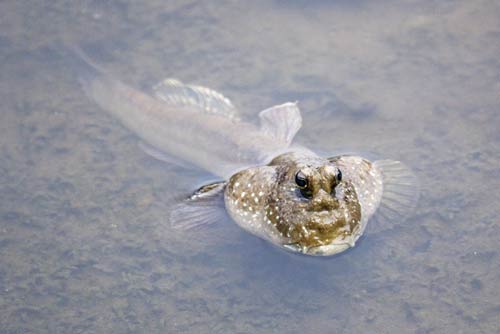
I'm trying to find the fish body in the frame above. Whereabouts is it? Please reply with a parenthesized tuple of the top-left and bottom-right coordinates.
(83, 75, 301, 178)
(75, 50, 417, 256)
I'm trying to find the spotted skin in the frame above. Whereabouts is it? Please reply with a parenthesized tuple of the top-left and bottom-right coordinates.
(224, 151, 383, 256)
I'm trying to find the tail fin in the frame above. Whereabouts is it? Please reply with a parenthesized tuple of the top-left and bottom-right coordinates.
(63, 45, 151, 124)
(63, 45, 107, 92)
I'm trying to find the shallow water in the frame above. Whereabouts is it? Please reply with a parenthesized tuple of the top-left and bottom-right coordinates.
(1, 1, 499, 333)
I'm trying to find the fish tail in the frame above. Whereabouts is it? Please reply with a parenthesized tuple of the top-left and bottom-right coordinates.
(62, 45, 113, 101)
(62, 44, 153, 125)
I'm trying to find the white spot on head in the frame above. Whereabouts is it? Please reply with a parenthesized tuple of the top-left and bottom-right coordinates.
(301, 226, 308, 234)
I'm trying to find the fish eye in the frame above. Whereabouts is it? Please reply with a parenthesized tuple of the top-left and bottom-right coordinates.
(331, 168, 342, 194)
(295, 171, 312, 199)
(295, 171, 308, 189)
(336, 169, 342, 182)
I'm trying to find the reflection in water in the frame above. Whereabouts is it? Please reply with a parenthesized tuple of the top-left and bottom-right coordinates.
(0, 1, 499, 333)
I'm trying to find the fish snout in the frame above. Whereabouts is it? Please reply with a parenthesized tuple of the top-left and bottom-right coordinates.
(310, 189, 338, 211)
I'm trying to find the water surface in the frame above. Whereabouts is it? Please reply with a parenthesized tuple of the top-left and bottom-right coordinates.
(0, 1, 499, 333)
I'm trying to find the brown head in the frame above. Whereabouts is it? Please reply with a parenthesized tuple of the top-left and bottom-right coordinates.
(225, 151, 363, 255)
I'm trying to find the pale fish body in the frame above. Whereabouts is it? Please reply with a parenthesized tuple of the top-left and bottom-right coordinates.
(82, 73, 301, 179)
(76, 51, 418, 256)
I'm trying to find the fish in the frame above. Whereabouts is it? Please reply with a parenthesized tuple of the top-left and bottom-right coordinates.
(72, 48, 418, 256)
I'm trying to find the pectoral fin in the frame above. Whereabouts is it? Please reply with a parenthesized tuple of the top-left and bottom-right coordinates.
(138, 141, 200, 170)
(259, 102, 302, 146)
(169, 181, 227, 230)
(371, 160, 419, 231)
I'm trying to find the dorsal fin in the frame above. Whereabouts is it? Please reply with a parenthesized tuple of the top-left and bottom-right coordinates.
(259, 102, 302, 145)
(152, 78, 239, 120)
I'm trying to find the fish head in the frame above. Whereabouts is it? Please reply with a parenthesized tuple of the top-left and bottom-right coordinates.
(225, 152, 369, 256)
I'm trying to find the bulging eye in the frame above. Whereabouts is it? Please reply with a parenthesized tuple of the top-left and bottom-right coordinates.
(331, 168, 342, 195)
(295, 171, 308, 189)
(295, 171, 312, 199)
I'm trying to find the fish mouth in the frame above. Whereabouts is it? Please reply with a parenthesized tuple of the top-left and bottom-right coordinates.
(306, 242, 353, 256)
(283, 234, 358, 256)
(282, 222, 361, 256)
(276, 208, 360, 255)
